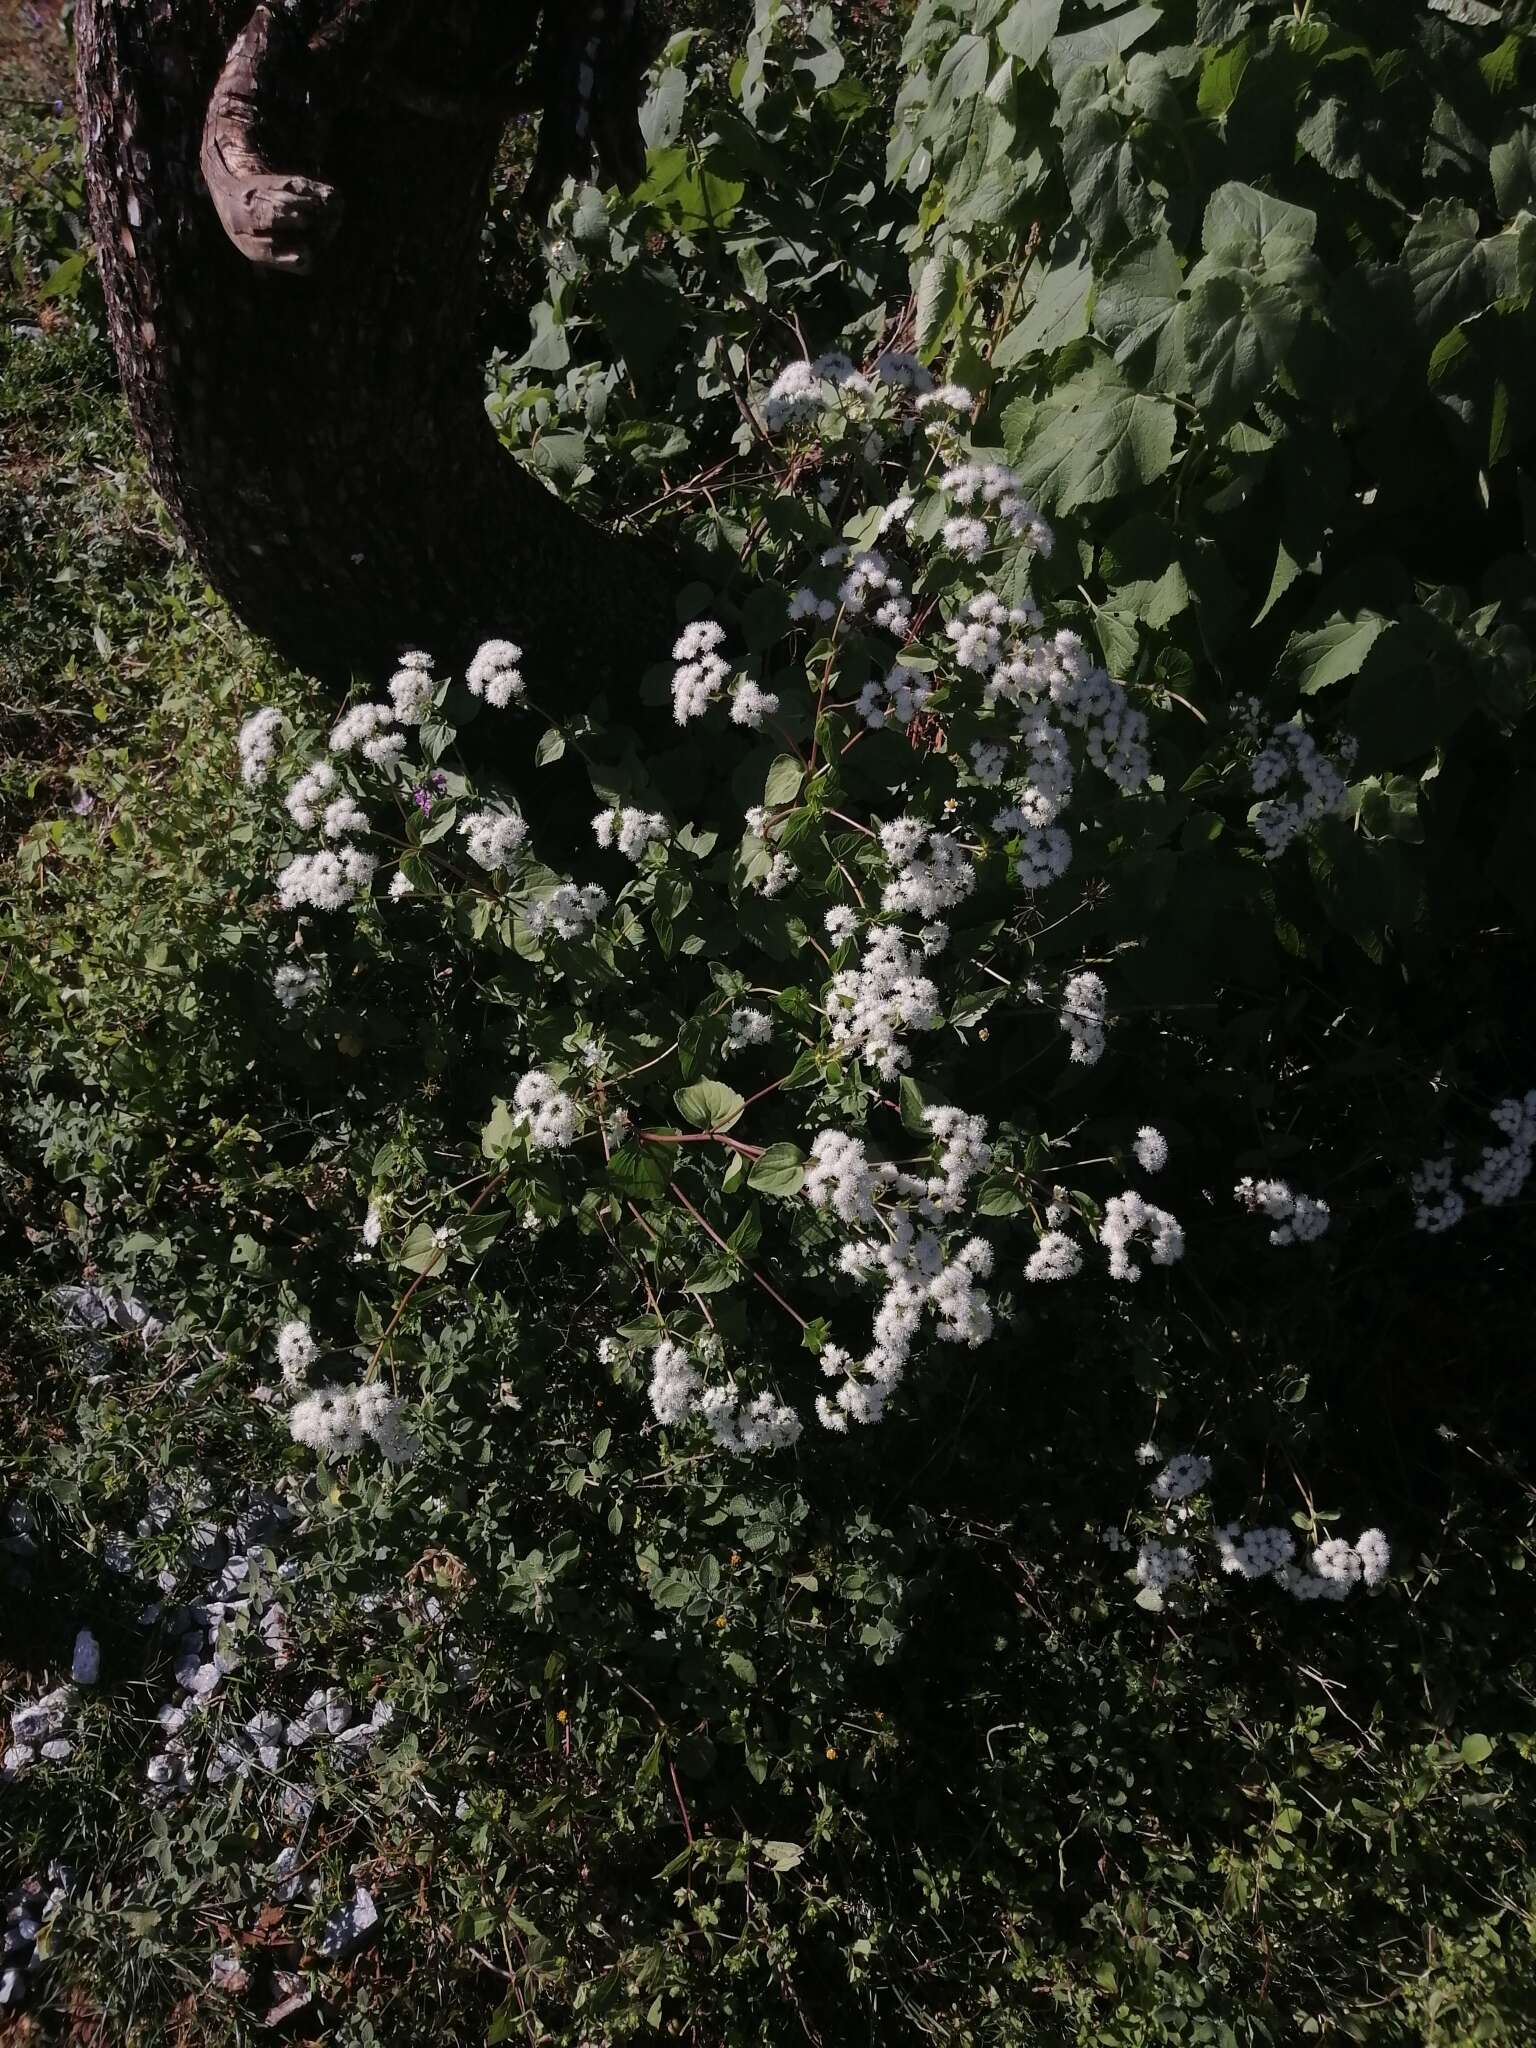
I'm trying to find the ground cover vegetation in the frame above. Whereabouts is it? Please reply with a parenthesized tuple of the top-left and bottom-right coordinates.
(4, 1, 1536, 2041)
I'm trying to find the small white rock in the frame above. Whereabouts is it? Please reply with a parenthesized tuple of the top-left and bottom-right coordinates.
(71, 1630, 101, 1685)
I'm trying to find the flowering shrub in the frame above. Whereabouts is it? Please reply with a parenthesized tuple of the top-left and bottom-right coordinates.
(7, 3, 1536, 2043)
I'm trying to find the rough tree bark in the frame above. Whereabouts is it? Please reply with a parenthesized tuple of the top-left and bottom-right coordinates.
(75, 0, 670, 692)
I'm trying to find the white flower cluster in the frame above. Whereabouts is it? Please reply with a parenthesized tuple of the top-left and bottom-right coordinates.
(276, 845, 375, 912)
(237, 706, 284, 786)
(671, 618, 731, 724)
(1463, 1089, 1536, 1207)
(1000, 712, 1072, 822)
(874, 349, 932, 393)
(788, 583, 837, 624)
(1150, 1452, 1210, 1504)
(466, 638, 524, 707)
(525, 880, 607, 938)
(592, 805, 667, 860)
(1250, 719, 1352, 858)
(1274, 1528, 1391, 1602)
(1025, 1229, 1082, 1282)
(698, 1382, 803, 1453)
(276, 1318, 317, 1387)
(1060, 970, 1107, 1066)
(760, 350, 872, 434)
(730, 677, 781, 728)
(838, 548, 911, 636)
(914, 383, 975, 419)
(1410, 1155, 1466, 1234)
(1214, 1524, 1296, 1579)
(755, 851, 797, 898)
(942, 515, 989, 561)
(459, 805, 528, 873)
(1411, 1088, 1536, 1229)
(1136, 1540, 1193, 1591)
(647, 1338, 702, 1425)
(1002, 817, 1072, 889)
(273, 962, 322, 1010)
(387, 650, 436, 723)
(806, 1111, 994, 1430)
(1233, 1177, 1331, 1246)
(725, 1006, 773, 1052)
(646, 1340, 800, 1452)
(878, 816, 976, 917)
(289, 1380, 418, 1463)
(1134, 1126, 1168, 1173)
(1043, 631, 1152, 791)
(322, 794, 369, 839)
(856, 664, 932, 729)
(939, 461, 1053, 554)
(1102, 1191, 1186, 1281)
(285, 759, 335, 829)
(510, 1070, 579, 1150)
(946, 592, 1038, 675)
(330, 699, 404, 767)
(824, 923, 941, 1077)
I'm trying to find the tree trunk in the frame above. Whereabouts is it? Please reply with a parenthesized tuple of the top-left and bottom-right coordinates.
(74, 0, 670, 694)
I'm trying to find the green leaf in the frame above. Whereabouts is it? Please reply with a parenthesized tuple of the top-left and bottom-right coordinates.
(1100, 513, 1192, 627)
(1197, 37, 1252, 119)
(608, 1144, 666, 1199)
(458, 1209, 511, 1257)
(1049, 5, 1162, 87)
(747, 1142, 806, 1196)
(1254, 538, 1308, 624)
(759, 1840, 805, 1872)
(1091, 232, 1186, 383)
(1286, 615, 1388, 696)
(915, 249, 963, 358)
(1491, 126, 1536, 218)
(682, 1250, 739, 1293)
(998, 0, 1063, 72)
(1459, 1732, 1495, 1766)
(1402, 202, 1489, 336)
(38, 249, 86, 301)
(995, 229, 1092, 364)
(640, 66, 687, 153)
(398, 1221, 446, 1276)
(674, 1079, 747, 1132)
(481, 1099, 519, 1159)
(764, 755, 804, 808)
(1002, 357, 1178, 513)
(899, 1074, 929, 1134)
(1202, 181, 1317, 260)
(1182, 267, 1303, 426)
(1058, 82, 1154, 250)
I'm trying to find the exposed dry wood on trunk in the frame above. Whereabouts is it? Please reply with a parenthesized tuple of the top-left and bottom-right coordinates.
(75, 0, 669, 694)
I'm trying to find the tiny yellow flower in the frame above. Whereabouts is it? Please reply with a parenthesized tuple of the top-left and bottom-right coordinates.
(825, 1745, 838, 1761)
(714, 1613, 728, 1629)
(556, 1708, 568, 1723)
